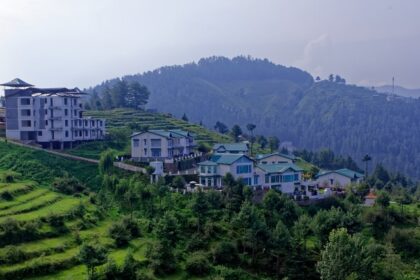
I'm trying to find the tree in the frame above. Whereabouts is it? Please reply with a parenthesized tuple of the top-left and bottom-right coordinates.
(376, 191, 390, 208)
(214, 121, 229, 134)
(271, 220, 291, 279)
(172, 176, 185, 192)
(125, 81, 150, 109)
(185, 251, 211, 276)
(316, 76, 321, 82)
(147, 241, 177, 275)
(155, 211, 179, 247)
(246, 123, 256, 156)
(328, 74, 334, 82)
(124, 187, 140, 220)
(181, 113, 189, 122)
(362, 154, 372, 177)
(79, 241, 108, 279)
(268, 136, 279, 153)
(230, 125, 242, 142)
(257, 135, 268, 149)
(317, 228, 375, 280)
(108, 221, 132, 247)
(99, 150, 114, 174)
(192, 190, 209, 232)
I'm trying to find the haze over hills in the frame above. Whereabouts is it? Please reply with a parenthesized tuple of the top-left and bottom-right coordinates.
(375, 85, 420, 98)
(89, 56, 420, 179)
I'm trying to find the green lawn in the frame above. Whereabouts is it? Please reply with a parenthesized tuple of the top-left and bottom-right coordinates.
(0, 188, 50, 211)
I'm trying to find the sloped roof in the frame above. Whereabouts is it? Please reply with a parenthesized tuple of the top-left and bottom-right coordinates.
(317, 168, 364, 179)
(198, 160, 218, 166)
(257, 163, 303, 173)
(0, 78, 33, 87)
(213, 143, 248, 152)
(131, 129, 191, 139)
(256, 152, 296, 161)
(210, 154, 253, 165)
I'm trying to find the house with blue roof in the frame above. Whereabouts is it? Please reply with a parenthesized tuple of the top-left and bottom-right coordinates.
(198, 154, 256, 187)
(213, 143, 249, 155)
(315, 168, 364, 188)
(255, 163, 303, 193)
(131, 129, 196, 162)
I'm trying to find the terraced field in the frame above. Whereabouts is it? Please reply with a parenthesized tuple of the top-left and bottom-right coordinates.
(0, 171, 149, 279)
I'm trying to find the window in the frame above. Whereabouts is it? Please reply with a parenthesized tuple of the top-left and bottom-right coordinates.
(294, 174, 299, 181)
(65, 131, 69, 137)
(151, 139, 161, 147)
(45, 109, 48, 115)
(21, 120, 31, 127)
(282, 174, 295, 183)
(74, 110, 77, 116)
(65, 120, 68, 127)
(200, 178, 206, 185)
(265, 175, 270, 183)
(143, 139, 147, 145)
(74, 99, 77, 105)
(64, 109, 68, 116)
(144, 148, 147, 156)
(21, 109, 31, 116)
(64, 98, 68, 105)
(151, 149, 161, 157)
(133, 139, 139, 147)
(45, 120, 48, 126)
(254, 175, 259, 185)
(200, 166, 205, 173)
(44, 99, 47, 104)
(51, 131, 55, 140)
(242, 177, 252, 186)
(271, 175, 280, 183)
(37, 131, 42, 136)
(236, 165, 251, 174)
(20, 98, 30, 105)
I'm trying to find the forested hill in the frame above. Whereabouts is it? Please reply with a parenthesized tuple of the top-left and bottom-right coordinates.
(88, 56, 420, 179)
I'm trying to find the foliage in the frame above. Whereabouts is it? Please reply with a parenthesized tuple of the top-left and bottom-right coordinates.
(78, 241, 108, 279)
(52, 176, 85, 195)
(185, 251, 211, 276)
(99, 150, 115, 175)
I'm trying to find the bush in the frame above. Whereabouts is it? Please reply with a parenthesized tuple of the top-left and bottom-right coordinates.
(52, 176, 85, 195)
(108, 221, 132, 247)
(1, 191, 13, 201)
(185, 251, 211, 276)
(0, 245, 25, 264)
(0, 171, 21, 183)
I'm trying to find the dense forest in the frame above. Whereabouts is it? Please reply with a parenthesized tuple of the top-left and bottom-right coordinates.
(87, 56, 420, 180)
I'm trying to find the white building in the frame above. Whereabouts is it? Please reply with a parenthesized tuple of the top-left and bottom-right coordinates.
(255, 163, 303, 193)
(316, 168, 364, 188)
(131, 129, 196, 162)
(198, 154, 256, 188)
(255, 152, 296, 164)
(2, 79, 105, 149)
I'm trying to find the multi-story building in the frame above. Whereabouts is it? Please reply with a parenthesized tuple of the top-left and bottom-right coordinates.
(198, 154, 256, 188)
(131, 129, 196, 162)
(255, 163, 303, 193)
(2, 79, 105, 148)
(315, 168, 364, 188)
(213, 143, 249, 155)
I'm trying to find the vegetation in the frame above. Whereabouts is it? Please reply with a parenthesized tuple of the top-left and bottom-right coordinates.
(89, 56, 420, 179)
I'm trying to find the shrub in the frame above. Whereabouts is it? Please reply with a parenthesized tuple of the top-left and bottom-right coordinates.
(52, 176, 85, 195)
(0, 191, 13, 201)
(108, 221, 132, 247)
(0, 171, 21, 183)
(185, 251, 211, 276)
(0, 245, 25, 264)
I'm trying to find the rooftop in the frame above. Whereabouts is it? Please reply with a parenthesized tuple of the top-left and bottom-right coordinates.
(210, 154, 252, 165)
(256, 152, 296, 161)
(213, 143, 248, 152)
(257, 163, 303, 173)
(0, 78, 34, 88)
(131, 129, 193, 139)
(317, 168, 364, 179)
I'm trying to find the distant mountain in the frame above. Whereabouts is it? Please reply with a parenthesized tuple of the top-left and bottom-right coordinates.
(89, 56, 420, 179)
(376, 85, 420, 98)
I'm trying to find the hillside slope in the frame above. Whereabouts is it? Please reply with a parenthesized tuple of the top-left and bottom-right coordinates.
(89, 56, 420, 179)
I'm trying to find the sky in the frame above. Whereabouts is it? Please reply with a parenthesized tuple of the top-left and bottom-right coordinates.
(1, 0, 419, 89)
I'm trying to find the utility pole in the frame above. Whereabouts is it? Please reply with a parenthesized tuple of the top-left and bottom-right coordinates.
(392, 77, 395, 95)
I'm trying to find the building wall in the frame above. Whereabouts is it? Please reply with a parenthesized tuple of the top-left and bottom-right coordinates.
(316, 173, 352, 188)
(131, 132, 169, 160)
(257, 154, 293, 164)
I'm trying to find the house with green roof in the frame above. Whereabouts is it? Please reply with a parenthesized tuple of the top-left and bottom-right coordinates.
(256, 152, 296, 164)
(213, 143, 249, 155)
(315, 168, 364, 188)
(198, 154, 256, 187)
(131, 129, 196, 162)
(255, 163, 303, 193)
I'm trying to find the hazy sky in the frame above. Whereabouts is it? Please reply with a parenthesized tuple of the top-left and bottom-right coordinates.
(1, 0, 419, 89)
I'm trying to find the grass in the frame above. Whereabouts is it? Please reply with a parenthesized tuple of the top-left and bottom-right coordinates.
(0, 196, 82, 223)
(0, 181, 35, 196)
(0, 188, 50, 211)
(0, 192, 61, 217)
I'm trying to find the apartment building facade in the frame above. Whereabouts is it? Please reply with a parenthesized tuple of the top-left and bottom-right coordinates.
(2, 79, 105, 148)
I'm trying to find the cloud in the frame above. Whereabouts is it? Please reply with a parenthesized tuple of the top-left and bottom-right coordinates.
(295, 34, 333, 78)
